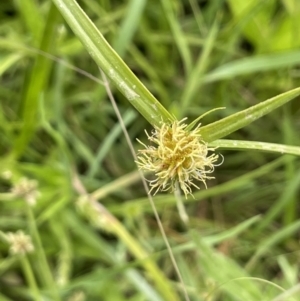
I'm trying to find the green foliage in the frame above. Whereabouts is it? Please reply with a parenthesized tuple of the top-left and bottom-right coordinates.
(227, 0, 300, 51)
(0, 0, 300, 300)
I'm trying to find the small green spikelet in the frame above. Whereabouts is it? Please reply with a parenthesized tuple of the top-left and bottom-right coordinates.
(136, 118, 221, 198)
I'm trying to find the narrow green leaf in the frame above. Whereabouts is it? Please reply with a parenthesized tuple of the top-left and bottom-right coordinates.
(88, 110, 137, 178)
(204, 215, 261, 246)
(191, 232, 262, 301)
(52, 0, 175, 126)
(160, 0, 192, 74)
(180, 16, 219, 111)
(204, 51, 300, 83)
(13, 3, 60, 158)
(0, 54, 23, 76)
(247, 220, 300, 270)
(15, 0, 44, 44)
(255, 171, 300, 232)
(112, 0, 147, 57)
(125, 269, 163, 301)
(186, 107, 225, 131)
(209, 139, 300, 156)
(199, 87, 300, 142)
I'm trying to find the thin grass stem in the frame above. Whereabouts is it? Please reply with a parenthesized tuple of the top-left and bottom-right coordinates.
(100, 70, 190, 301)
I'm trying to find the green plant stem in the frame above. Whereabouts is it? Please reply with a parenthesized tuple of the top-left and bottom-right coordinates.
(91, 170, 141, 200)
(87, 200, 180, 301)
(112, 221, 180, 301)
(180, 16, 219, 112)
(26, 205, 61, 301)
(174, 182, 189, 223)
(13, 3, 60, 158)
(15, 0, 44, 44)
(282, 106, 297, 225)
(160, 0, 192, 74)
(20, 256, 41, 301)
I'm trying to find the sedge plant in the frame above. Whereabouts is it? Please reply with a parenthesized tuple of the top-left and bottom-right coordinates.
(1, 1, 300, 301)
(50, 0, 300, 300)
(52, 0, 300, 196)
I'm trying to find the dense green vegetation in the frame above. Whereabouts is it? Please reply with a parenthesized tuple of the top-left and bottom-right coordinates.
(0, 0, 300, 300)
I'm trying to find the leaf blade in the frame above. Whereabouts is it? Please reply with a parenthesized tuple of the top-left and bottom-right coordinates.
(52, 0, 174, 126)
(210, 139, 300, 156)
(199, 87, 300, 142)
(204, 51, 300, 83)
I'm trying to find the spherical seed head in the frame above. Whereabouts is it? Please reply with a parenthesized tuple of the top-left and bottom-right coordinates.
(136, 118, 220, 198)
(11, 177, 41, 206)
(6, 231, 34, 255)
(67, 291, 86, 301)
(76, 195, 112, 232)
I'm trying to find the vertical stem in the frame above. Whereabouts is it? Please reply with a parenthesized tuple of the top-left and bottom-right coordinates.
(13, 3, 60, 158)
(175, 182, 189, 224)
(20, 256, 41, 301)
(91, 200, 180, 301)
(26, 205, 61, 301)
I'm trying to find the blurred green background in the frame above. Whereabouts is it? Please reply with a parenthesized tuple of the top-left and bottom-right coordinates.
(0, 0, 300, 300)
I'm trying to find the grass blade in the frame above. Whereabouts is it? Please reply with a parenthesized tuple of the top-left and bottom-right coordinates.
(0, 54, 24, 76)
(112, 0, 147, 57)
(52, 0, 174, 126)
(180, 17, 219, 112)
(199, 87, 300, 142)
(14, 0, 44, 44)
(247, 220, 300, 270)
(210, 139, 300, 156)
(204, 51, 300, 83)
(160, 0, 192, 74)
(13, 3, 60, 158)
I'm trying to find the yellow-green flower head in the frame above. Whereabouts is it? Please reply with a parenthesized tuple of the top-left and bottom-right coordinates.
(137, 118, 221, 198)
(5, 230, 34, 255)
(11, 177, 40, 206)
